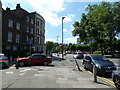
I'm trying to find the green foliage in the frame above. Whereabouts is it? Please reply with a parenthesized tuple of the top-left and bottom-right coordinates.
(45, 41, 54, 51)
(72, 1, 120, 56)
(93, 51, 102, 55)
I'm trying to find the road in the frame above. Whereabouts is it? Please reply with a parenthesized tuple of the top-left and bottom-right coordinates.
(0, 54, 118, 89)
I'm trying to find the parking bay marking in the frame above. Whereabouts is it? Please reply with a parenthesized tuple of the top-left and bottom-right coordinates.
(80, 67, 116, 88)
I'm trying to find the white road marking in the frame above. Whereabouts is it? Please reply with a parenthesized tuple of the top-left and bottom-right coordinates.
(19, 73, 25, 76)
(20, 70, 26, 72)
(6, 72, 14, 74)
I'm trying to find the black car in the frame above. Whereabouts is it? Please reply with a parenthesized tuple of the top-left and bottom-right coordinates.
(112, 70, 120, 89)
(83, 55, 117, 75)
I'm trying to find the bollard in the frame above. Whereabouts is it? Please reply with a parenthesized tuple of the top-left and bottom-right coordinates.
(93, 65, 97, 82)
(15, 61, 19, 69)
(75, 59, 82, 71)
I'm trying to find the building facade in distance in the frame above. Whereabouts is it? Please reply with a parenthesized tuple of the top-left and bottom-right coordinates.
(1, 3, 45, 57)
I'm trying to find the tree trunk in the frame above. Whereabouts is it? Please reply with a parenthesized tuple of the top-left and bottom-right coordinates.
(110, 38, 114, 57)
(100, 42, 104, 56)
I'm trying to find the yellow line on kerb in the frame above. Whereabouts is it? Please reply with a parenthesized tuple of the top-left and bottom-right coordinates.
(79, 66, 115, 87)
(9, 67, 16, 69)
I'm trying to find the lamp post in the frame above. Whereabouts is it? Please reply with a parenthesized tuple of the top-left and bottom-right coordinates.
(57, 36, 59, 44)
(62, 16, 65, 60)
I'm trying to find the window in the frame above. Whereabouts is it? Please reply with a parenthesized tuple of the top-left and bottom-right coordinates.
(26, 16, 29, 22)
(26, 26, 29, 32)
(24, 46, 27, 49)
(16, 23, 20, 30)
(37, 28, 39, 34)
(30, 28, 33, 34)
(26, 36, 29, 42)
(8, 32, 12, 42)
(37, 21, 39, 26)
(6, 45, 10, 50)
(32, 55, 41, 58)
(16, 34, 20, 43)
(85, 56, 91, 61)
(8, 19, 13, 28)
(13, 46, 17, 50)
(31, 19, 34, 24)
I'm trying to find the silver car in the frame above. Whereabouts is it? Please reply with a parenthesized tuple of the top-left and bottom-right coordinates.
(0, 53, 9, 68)
(112, 70, 120, 89)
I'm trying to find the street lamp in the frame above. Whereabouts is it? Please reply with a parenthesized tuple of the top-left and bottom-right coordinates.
(57, 36, 59, 44)
(62, 16, 65, 60)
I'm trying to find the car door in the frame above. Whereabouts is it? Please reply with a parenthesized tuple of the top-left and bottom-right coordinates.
(84, 56, 92, 69)
(37, 55, 43, 64)
(30, 55, 39, 65)
(87, 56, 93, 70)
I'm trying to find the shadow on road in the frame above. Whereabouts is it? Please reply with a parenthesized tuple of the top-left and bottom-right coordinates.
(0, 62, 15, 70)
(52, 56, 62, 61)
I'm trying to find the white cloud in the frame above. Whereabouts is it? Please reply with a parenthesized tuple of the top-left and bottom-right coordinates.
(64, 14, 75, 23)
(64, 0, 120, 2)
(65, 36, 78, 44)
(70, 25, 74, 31)
(63, 29, 68, 32)
(45, 38, 56, 42)
(28, 0, 66, 26)
(1, 0, 76, 26)
(2, 4, 6, 10)
(1, 0, 26, 2)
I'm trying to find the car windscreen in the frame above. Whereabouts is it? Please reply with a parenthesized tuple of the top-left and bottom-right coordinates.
(91, 55, 108, 61)
(0, 55, 6, 59)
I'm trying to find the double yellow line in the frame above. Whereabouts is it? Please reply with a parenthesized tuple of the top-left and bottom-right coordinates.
(80, 66, 115, 87)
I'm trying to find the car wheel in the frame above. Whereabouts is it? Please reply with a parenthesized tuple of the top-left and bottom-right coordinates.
(83, 64, 87, 70)
(44, 61, 48, 66)
(113, 76, 120, 89)
(2, 62, 6, 68)
(19, 61, 25, 67)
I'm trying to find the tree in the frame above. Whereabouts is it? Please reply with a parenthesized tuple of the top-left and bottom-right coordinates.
(72, 1, 120, 57)
(45, 41, 55, 55)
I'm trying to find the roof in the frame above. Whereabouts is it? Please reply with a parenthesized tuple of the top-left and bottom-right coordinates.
(0, 53, 4, 55)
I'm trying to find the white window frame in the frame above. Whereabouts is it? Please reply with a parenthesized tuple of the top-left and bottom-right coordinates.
(26, 16, 29, 22)
(16, 34, 20, 43)
(26, 26, 29, 32)
(31, 28, 33, 34)
(16, 23, 20, 30)
(13, 46, 17, 51)
(8, 32, 12, 42)
(8, 19, 13, 28)
(26, 36, 29, 42)
(31, 19, 34, 24)
(6, 45, 10, 50)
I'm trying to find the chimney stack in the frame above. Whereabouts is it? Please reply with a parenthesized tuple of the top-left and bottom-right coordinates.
(16, 4, 21, 9)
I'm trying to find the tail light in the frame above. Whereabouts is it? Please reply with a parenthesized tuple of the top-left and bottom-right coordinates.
(0, 59, 7, 61)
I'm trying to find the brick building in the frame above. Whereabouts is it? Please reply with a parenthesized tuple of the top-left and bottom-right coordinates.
(1, 3, 45, 58)
(0, 1, 2, 53)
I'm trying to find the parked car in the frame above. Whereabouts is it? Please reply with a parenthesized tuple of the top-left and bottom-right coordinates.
(83, 55, 116, 75)
(15, 54, 52, 67)
(0, 53, 8, 68)
(73, 52, 84, 59)
(112, 70, 120, 89)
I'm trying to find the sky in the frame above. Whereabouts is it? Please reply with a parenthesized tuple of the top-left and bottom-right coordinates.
(1, 0, 120, 44)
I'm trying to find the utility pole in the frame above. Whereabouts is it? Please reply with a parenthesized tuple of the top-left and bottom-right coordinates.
(62, 17, 65, 60)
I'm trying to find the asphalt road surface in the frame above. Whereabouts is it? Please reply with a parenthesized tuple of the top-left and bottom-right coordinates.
(0, 53, 119, 89)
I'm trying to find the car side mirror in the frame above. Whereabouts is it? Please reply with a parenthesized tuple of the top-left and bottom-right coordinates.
(88, 60, 92, 63)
